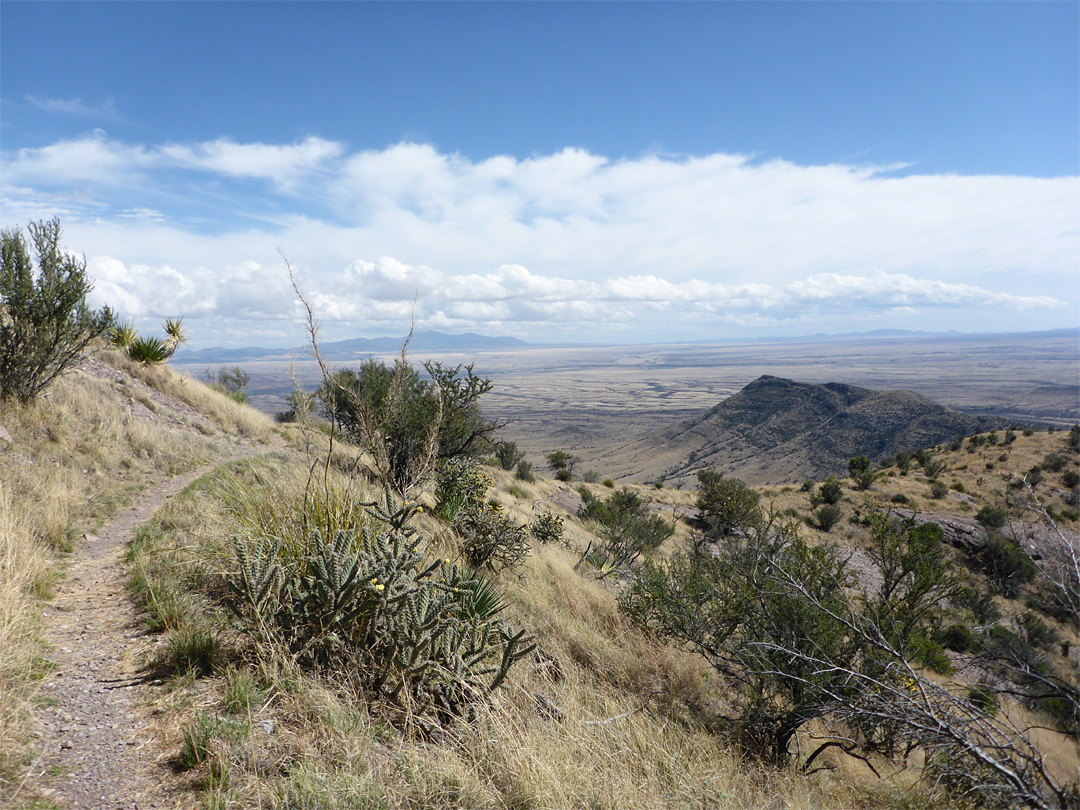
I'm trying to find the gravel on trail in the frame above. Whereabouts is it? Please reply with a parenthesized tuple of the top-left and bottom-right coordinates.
(23, 457, 254, 810)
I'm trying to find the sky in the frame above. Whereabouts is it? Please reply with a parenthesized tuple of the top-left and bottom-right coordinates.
(1, 1, 1077, 349)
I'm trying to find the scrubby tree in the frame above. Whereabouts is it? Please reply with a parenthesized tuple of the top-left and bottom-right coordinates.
(494, 440, 524, 471)
(546, 450, 578, 482)
(1, 218, 113, 402)
(695, 470, 760, 540)
(321, 358, 498, 495)
(577, 487, 673, 575)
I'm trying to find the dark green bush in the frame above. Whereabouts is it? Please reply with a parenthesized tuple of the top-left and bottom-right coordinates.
(494, 441, 524, 471)
(817, 477, 843, 505)
(980, 534, 1036, 597)
(515, 459, 535, 483)
(930, 481, 948, 499)
(1, 218, 114, 402)
(578, 487, 673, 573)
(695, 470, 760, 539)
(457, 503, 532, 571)
(434, 458, 491, 522)
(812, 503, 843, 532)
(1043, 452, 1067, 473)
(529, 511, 565, 545)
(976, 505, 1007, 529)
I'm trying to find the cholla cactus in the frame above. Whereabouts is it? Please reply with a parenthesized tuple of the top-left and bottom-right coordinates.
(228, 503, 533, 720)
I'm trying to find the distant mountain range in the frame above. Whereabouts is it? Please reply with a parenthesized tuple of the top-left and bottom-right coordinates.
(173, 331, 531, 363)
(592, 375, 1008, 486)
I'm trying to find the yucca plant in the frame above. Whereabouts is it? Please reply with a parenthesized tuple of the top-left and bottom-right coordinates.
(163, 316, 187, 354)
(127, 335, 171, 364)
(108, 320, 138, 350)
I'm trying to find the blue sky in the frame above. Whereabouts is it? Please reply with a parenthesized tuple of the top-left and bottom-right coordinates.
(1, 1, 1077, 347)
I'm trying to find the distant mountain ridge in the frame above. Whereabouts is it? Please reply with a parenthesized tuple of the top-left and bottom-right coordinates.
(175, 331, 530, 363)
(592, 375, 1007, 486)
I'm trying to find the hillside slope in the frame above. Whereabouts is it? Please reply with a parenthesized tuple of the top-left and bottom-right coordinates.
(589, 375, 1003, 485)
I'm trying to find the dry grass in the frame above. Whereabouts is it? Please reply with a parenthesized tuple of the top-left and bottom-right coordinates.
(123, 437, 925, 810)
(0, 349, 276, 800)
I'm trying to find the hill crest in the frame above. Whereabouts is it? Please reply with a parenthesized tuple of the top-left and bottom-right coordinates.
(591, 375, 1004, 485)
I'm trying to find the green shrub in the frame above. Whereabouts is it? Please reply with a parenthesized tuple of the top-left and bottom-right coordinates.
(127, 335, 171, 364)
(1063, 470, 1079, 489)
(457, 503, 531, 571)
(930, 481, 948, 499)
(922, 457, 947, 479)
(695, 471, 760, 539)
(602, 478, 615, 488)
(1, 218, 114, 402)
(555, 469, 573, 482)
(980, 534, 1036, 597)
(515, 459, 535, 483)
(1069, 425, 1079, 451)
(581, 469, 600, 484)
(812, 503, 843, 532)
(1026, 466, 1044, 486)
(578, 487, 673, 573)
(494, 441, 524, 470)
(890, 493, 909, 504)
(321, 359, 497, 496)
(975, 505, 1007, 529)
(434, 458, 491, 522)
(529, 511, 565, 545)
(966, 685, 999, 717)
(1043, 452, 1067, 473)
(817, 477, 843, 505)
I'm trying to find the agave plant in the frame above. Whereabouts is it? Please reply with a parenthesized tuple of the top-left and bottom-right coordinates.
(127, 335, 171, 364)
(162, 317, 187, 355)
(108, 320, 139, 350)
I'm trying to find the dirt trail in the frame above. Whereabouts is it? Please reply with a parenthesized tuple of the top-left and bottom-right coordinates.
(24, 453, 258, 810)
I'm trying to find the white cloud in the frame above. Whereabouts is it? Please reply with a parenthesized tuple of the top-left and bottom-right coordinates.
(26, 95, 125, 121)
(3, 137, 1076, 345)
(158, 136, 343, 188)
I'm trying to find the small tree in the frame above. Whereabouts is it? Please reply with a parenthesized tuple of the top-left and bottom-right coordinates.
(1, 218, 113, 402)
(546, 450, 578, 482)
(816, 477, 844, 505)
(696, 470, 760, 540)
(495, 441, 524, 471)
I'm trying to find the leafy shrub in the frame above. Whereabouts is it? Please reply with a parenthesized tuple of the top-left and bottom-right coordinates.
(976, 505, 1007, 529)
(578, 487, 673, 573)
(930, 481, 948, 499)
(817, 477, 843, 505)
(1, 218, 114, 402)
(852, 469, 878, 491)
(434, 458, 491, 522)
(204, 365, 250, 401)
(547, 451, 577, 481)
(1043, 452, 1067, 473)
(581, 469, 600, 484)
(695, 470, 760, 539)
(1063, 470, 1079, 489)
(602, 478, 615, 488)
(890, 493, 909, 504)
(1069, 424, 1079, 451)
(1027, 466, 1044, 486)
(800, 479, 815, 492)
(456, 503, 531, 571)
(555, 469, 573, 482)
(812, 503, 843, 532)
(229, 507, 533, 718)
(515, 459, 535, 483)
(894, 453, 912, 472)
(529, 511, 565, 545)
(848, 456, 872, 476)
(494, 441, 524, 471)
(980, 534, 1036, 597)
(322, 359, 497, 496)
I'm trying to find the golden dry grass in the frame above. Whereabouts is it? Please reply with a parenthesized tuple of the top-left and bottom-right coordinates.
(0, 349, 277, 800)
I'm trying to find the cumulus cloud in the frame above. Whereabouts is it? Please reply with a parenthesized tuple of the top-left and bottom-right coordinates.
(3, 136, 1076, 345)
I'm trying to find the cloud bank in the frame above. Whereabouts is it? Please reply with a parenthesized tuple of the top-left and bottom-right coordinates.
(1, 133, 1075, 345)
